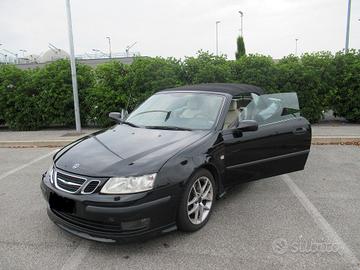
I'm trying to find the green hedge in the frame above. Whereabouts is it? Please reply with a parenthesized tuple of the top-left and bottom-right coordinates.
(0, 60, 94, 129)
(0, 66, 44, 130)
(332, 50, 360, 122)
(0, 51, 359, 130)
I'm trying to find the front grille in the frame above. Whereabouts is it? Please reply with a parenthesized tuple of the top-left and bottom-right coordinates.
(82, 180, 100, 194)
(55, 171, 87, 193)
(57, 172, 86, 185)
(57, 180, 80, 192)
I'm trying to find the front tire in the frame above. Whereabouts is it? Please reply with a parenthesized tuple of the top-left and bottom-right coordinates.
(177, 169, 216, 232)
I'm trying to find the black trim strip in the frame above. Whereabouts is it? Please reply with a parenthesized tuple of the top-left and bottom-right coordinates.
(85, 196, 171, 215)
(226, 150, 310, 170)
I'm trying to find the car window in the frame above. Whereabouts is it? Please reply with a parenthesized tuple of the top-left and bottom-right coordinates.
(223, 94, 253, 130)
(239, 92, 300, 125)
(126, 92, 225, 130)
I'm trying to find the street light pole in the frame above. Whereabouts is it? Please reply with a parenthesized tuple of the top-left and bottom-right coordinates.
(216, 21, 220, 56)
(239, 11, 244, 37)
(345, 0, 352, 53)
(65, 0, 81, 133)
(106, 36, 112, 58)
(295, 38, 299, 56)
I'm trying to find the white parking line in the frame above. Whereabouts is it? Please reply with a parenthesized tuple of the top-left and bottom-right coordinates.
(282, 174, 360, 269)
(61, 240, 91, 270)
(0, 149, 58, 180)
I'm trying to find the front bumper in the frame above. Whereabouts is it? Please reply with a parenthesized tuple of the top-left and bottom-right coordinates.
(41, 176, 180, 243)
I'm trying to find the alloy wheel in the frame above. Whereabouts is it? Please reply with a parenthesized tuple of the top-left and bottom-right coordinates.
(187, 176, 213, 225)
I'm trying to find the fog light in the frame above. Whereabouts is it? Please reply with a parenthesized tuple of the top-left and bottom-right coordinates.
(121, 218, 150, 231)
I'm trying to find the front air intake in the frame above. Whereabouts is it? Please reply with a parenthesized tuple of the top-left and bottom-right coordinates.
(82, 180, 101, 194)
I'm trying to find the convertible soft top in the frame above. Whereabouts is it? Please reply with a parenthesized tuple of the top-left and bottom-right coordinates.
(161, 83, 265, 96)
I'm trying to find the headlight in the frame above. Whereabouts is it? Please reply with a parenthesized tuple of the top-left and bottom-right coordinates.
(47, 164, 54, 184)
(100, 173, 156, 194)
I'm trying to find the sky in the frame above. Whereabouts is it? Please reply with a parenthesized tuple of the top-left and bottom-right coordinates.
(1, 0, 360, 60)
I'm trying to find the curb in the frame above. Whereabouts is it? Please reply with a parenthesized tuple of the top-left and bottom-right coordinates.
(1, 136, 360, 148)
(312, 136, 360, 145)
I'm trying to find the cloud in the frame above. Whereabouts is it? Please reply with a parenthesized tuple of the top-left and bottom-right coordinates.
(0, 0, 359, 59)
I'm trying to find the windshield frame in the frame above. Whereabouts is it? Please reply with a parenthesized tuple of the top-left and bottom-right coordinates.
(125, 91, 228, 131)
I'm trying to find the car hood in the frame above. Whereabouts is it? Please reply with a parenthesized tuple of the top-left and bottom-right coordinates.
(55, 125, 209, 177)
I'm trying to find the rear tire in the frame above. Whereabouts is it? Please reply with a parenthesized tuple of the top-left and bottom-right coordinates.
(177, 169, 216, 232)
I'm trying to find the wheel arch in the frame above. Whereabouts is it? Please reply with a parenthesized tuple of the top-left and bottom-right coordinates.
(198, 163, 224, 198)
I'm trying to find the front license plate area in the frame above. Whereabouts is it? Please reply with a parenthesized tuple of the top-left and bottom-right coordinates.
(49, 193, 75, 214)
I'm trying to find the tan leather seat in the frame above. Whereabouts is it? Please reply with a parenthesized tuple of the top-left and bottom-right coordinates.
(224, 100, 239, 129)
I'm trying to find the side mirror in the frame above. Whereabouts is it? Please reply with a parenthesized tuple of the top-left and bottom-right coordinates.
(222, 120, 258, 139)
(237, 120, 258, 132)
(109, 112, 122, 123)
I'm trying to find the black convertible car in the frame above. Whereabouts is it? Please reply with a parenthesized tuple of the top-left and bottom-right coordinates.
(41, 83, 311, 242)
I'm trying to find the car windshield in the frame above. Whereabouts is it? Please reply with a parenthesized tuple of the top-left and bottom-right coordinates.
(126, 92, 224, 130)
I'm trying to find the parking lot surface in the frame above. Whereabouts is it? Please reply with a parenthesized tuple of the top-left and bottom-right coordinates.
(0, 145, 359, 270)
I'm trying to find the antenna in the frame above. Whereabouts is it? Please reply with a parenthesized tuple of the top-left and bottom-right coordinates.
(125, 42, 137, 57)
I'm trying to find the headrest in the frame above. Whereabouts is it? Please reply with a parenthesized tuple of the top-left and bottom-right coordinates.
(229, 100, 237, 111)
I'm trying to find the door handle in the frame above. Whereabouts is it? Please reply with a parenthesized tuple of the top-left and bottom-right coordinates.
(293, 127, 307, 135)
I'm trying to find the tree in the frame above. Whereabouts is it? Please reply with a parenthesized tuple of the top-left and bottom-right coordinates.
(229, 54, 277, 91)
(235, 36, 246, 60)
(276, 56, 325, 123)
(125, 57, 183, 107)
(331, 50, 360, 122)
(181, 51, 231, 84)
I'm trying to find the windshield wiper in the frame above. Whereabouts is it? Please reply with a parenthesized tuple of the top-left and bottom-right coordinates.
(130, 110, 171, 119)
(144, 125, 192, 131)
(120, 121, 139, 128)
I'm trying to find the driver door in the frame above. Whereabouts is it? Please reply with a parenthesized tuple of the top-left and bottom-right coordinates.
(222, 93, 311, 187)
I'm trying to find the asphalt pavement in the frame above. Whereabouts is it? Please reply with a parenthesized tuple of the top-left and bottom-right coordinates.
(0, 145, 359, 270)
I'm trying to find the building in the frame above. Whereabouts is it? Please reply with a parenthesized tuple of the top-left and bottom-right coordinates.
(1, 45, 139, 69)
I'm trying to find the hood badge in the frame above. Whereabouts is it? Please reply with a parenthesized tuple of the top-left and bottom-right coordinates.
(72, 163, 80, 169)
